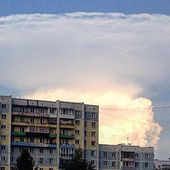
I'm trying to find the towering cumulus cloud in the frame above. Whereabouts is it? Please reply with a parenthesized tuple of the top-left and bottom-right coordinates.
(28, 86, 162, 147)
(0, 13, 168, 146)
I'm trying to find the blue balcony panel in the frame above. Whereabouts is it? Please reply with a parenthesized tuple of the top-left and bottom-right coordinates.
(11, 142, 57, 148)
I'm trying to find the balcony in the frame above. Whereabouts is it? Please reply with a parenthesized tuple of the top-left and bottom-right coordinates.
(60, 144, 74, 148)
(12, 112, 49, 118)
(59, 134, 74, 139)
(12, 131, 26, 136)
(11, 141, 57, 148)
(49, 134, 57, 138)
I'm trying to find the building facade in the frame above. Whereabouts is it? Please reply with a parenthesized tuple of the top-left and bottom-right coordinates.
(155, 159, 170, 170)
(0, 95, 154, 170)
(0, 95, 99, 170)
(99, 144, 154, 170)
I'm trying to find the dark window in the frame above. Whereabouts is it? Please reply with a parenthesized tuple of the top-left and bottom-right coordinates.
(91, 122, 96, 128)
(75, 140, 79, 144)
(40, 148, 43, 153)
(1, 114, 6, 119)
(2, 104, 6, 109)
(145, 163, 148, 167)
(112, 161, 116, 167)
(91, 141, 95, 146)
(75, 120, 80, 125)
(91, 131, 95, 137)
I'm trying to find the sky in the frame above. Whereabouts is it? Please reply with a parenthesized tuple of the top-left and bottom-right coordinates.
(0, 0, 170, 159)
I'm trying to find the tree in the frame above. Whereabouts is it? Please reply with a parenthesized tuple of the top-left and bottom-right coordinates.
(16, 149, 34, 170)
(63, 149, 96, 170)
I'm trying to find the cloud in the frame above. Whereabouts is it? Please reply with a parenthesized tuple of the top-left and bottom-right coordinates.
(0, 12, 169, 147)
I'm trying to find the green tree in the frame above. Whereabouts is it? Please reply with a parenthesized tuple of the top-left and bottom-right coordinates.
(16, 149, 34, 170)
(63, 149, 96, 170)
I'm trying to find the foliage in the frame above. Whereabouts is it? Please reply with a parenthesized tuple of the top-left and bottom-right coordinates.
(16, 149, 34, 170)
(63, 149, 96, 170)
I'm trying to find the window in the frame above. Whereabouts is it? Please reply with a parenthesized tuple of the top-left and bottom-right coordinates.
(104, 152, 108, 157)
(49, 158, 54, 164)
(1, 125, 6, 129)
(30, 148, 34, 153)
(20, 127, 24, 132)
(39, 168, 43, 170)
(91, 122, 96, 128)
(40, 148, 43, 153)
(0, 167, 5, 170)
(135, 162, 139, 167)
(1, 114, 6, 119)
(84, 131, 87, 136)
(31, 107, 34, 113)
(20, 137, 24, 142)
(75, 120, 80, 125)
(92, 113, 96, 118)
(135, 153, 139, 158)
(39, 158, 44, 164)
(112, 161, 116, 167)
(103, 161, 107, 166)
(30, 118, 34, 123)
(75, 130, 80, 135)
(1, 146, 5, 150)
(91, 141, 95, 146)
(145, 163, 148, 167)
(145, 153, 149, 158)
(91, 131, 95, 137)
(40, 138, 45, 143)
(84, 121, 87, 127)
(20, 147, 23, 152)
(49, 168, 53, 170)
(50, 149, 54, 154)
(84, 140, 86, 146)
(91, 160, 95, 165)
(75, 140, 80, 144)
(2, 104, 6, 109)
(91, 151, 95, 156)
(30, 137, 34, 143)
(1, 156, 6, 160)
(112, 152, 116, 158)
(1, 135, 6, 140)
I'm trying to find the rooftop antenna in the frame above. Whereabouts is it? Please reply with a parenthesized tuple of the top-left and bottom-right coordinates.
(127, 137, 129, 145)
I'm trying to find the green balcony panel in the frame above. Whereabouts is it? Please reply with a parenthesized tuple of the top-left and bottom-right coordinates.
(12, 131, 26, 136)
(49, 134, 57, 138)
(59, 134, 74, 139)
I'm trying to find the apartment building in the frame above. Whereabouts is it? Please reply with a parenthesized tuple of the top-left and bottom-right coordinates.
(99, 144, 154, 170)
(0, 95, 155, 170)
(155, 159, 170, 170)
(0, 95, 99, 170)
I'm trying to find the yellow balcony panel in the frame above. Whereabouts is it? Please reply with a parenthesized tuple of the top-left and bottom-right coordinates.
(60, 124, 74, 129)
(12, 122, 28, 126)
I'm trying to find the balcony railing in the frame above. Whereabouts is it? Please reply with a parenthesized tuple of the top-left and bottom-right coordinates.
(11, 141, 57, 148)
(59, 134, 74, 139)
(12, 131, 26, 136)
(12, 112, 49, 118)
(49, 134, 57, 138)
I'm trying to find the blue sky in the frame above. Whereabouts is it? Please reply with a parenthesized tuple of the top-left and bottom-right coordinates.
(0, 0, 170, 160)
(0, 0, 170, 16)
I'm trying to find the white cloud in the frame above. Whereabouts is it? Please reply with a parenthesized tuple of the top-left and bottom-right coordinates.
(0, 12, 169, 147)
